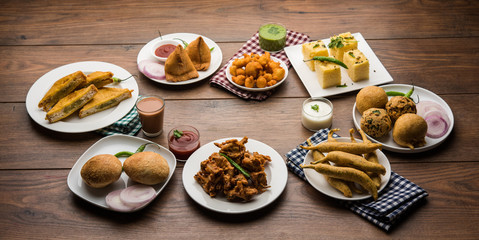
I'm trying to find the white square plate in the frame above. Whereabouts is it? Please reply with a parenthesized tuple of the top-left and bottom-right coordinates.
(284, 32, 393, 98)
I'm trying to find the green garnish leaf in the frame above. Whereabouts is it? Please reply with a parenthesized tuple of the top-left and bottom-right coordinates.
(313, 44, 320, 48)
(328, 36, 344, 49)
(348, 52, 355, 58)
(336, 83, 348, 88)
(311, 104, 319, 112)
(174, 38, 189, 48)
(173, 129, 183, 138)
(210, 47, 215, 52)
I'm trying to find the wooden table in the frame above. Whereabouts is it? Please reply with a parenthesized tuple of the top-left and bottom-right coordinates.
(1, 0, 478, 238)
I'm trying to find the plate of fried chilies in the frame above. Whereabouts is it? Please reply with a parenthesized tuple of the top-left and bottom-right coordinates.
(182, 137, 288, 214)
(301, 129, 391, 201)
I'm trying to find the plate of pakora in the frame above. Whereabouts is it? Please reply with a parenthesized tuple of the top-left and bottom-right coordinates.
(352, 84, 455, 153)
(25, 61, 139, 133)
(303, 137, 391, 201)
(225, 54, 288, 92)
(182, 137, 288, 214)
(137, 33, 223, 85)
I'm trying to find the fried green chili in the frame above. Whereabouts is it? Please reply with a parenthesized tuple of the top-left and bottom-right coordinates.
(219, 153, 251, 178)
(114, 143, 151, 157)
(304, 56, 348, 69)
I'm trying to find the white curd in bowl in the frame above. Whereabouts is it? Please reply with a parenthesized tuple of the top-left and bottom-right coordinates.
(301, 98, 333, 131)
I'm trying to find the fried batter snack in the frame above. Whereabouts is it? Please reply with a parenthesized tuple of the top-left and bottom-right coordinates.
(194, 137, 271, 201)
(229, 52, 285, 88)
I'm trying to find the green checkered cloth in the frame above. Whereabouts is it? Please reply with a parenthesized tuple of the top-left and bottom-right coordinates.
(96, 106, 142, 136)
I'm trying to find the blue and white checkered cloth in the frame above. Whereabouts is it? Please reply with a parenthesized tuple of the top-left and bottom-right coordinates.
(285, 128, 428, 231)
(96, 106, 142, 136)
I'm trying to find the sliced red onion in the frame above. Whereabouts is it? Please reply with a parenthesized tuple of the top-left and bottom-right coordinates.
(139, 59, 166, 80)
(424, 114, 449, 138)
(105, 189, 136, 212)
(424, 109, 450, 127)
(416, 101, 445, 117)
(119, 184, 156, 207)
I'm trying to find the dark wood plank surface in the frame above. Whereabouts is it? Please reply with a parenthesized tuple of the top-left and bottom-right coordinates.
(1, 0, 478, 239)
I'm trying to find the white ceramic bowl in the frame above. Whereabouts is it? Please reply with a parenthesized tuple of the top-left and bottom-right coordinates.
(150, 39, 181, 62)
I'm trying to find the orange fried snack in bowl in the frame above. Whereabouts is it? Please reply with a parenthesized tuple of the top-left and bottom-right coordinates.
(229, 52, 285, 88)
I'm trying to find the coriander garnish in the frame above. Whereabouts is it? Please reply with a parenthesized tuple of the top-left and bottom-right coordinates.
(173, 129, 183, 138)
(311, 104, 319, 112)
(328, 36, 344, 49)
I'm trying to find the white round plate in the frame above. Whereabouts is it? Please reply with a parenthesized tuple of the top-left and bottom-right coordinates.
(67, 135, 176, 212)
(303, 137, 391, 201)
(137, 33, 223, 85)
(182, 137, 288, 214)
(225, 56, 288, 92)
(26, 61, 139, 133)
(353, 84, 454, 153)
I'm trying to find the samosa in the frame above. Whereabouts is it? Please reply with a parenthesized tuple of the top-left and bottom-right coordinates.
(185, 36, 211, 71)
(165, 44, 199, 82)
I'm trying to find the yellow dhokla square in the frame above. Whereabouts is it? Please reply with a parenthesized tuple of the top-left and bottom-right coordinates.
(314, 61, 341, 89)
(302, 40, 329, 71)
(328, 32, 358, 62)
(343, 49, 369, 82)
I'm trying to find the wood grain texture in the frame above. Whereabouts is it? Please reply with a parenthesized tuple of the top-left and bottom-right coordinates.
(0, 162, 478, 239)
(0, 0, 478, 238)
(0, 0, 478, 45)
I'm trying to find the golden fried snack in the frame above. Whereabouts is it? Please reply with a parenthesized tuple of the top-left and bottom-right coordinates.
(302, 163, 378, 200)
(185, 36, 211, 71)
(38, 71, 86, 111)
(165, 44, 199, 82)
(301, 141, 382, 154)
(228, 52, 285, 88)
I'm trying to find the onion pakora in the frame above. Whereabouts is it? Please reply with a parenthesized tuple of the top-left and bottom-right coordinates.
(194, 137, 271, 202)
(229, 52, 285, 88)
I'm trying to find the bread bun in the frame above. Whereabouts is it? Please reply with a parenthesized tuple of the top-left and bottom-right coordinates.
(81, 154, 122, 188)
(123, 151, 170, 185)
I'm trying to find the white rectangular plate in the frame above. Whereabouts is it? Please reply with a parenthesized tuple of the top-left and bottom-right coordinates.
(284, 32, 393, 98)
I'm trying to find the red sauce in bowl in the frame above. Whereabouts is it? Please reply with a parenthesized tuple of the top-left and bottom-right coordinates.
(155, 44, 176, 58)
(168, 128, 200, 161)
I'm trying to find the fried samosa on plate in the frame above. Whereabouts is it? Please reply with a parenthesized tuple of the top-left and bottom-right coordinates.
(165, 44, 199, 82)
(186, 36, 211, 71)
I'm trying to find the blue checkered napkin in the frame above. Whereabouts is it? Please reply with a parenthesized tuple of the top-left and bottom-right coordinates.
(285, 129, 428, 231)
(96, 106, 142, 136)
(285, 128, 333, 180)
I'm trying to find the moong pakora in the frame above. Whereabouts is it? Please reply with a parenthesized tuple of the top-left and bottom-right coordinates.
(229, 52, 285, 88)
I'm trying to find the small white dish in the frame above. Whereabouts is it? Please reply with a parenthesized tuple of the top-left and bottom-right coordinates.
(303, 137, 391, 201)
(25, 61, 139, 133)
(150, 39, 181, 62)
(182, 137, 288, 214)
(67, 135, 176, 212)
(284, 32, 393, 98)
(225, 56, 288, 92)
(352, 84, 455, 153)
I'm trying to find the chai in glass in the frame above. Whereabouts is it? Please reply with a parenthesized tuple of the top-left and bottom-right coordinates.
(136, 95, 165, 137)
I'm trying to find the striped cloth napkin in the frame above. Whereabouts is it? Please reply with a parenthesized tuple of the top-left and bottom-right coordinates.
(209, 30, 310, 101)
(285, 129, 428, 231)
(96, 106, 142, 136)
